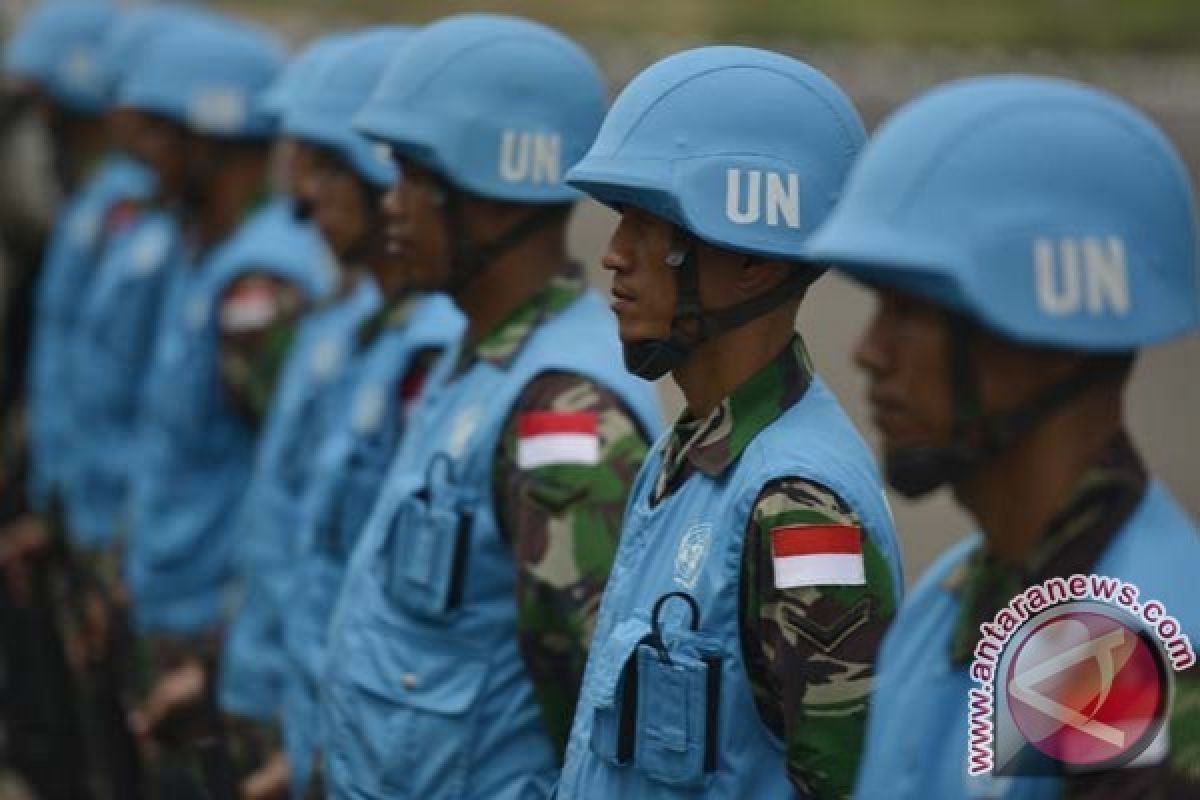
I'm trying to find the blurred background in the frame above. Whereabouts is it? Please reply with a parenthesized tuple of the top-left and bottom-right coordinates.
(4, 0, 1198, 582)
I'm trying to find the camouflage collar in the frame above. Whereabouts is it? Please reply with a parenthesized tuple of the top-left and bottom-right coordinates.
(947, 432, 1148, 663)
(656, 335, 813, 495)
(452, 265, 585, 375)
(356, 291, 426, 350)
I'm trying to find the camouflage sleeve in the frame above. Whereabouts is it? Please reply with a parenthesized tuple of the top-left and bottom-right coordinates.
(493, 370, 651, 761)
(1062, 666, 1200, 799)
(741, 477, 897, 799)
(216, 273, 309, 425)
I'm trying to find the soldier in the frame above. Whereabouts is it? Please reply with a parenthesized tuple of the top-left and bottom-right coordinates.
(217, 27, 465, 800)
(113, 20, 334, 798)
(208, 33, 361, 800)
(804, 76, 1200, 798)
(555, 47, 904, 799)
(261, 28, 471, 800)
(321, 14, 662, 798)
(1, 4, 127, 797)
(54, 10, 212, 799)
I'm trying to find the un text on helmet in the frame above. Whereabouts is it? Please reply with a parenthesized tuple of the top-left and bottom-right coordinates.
(725, 169, 801, 228)
(1034, 236, 1130, 317)
(500, 131, 562, 185)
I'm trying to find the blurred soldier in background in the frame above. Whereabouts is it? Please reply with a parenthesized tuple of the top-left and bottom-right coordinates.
(213, 26, 461, 800)
(806, 76, 1200, 799)
(59, 7, 213, 799)
(113, 19, 334, 799)
(557, 47, 902, 799)
(0, 3, 127, 798)
(242, 27, 466, 800)
(207, 33, 359, 800)
(0, 8, 56, 800)
(321, 14, 661, 798)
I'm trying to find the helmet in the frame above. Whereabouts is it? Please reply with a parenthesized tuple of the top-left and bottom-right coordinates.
(98, 4, 210, 102)
(5, 0, 119, 114)
(260, 31, 355, 121)
(804, 75, 1200, 351)
(118, 20, 285, 140)
(283, 28, 416, 189)
(567, 45, 866, 261)
(353, 13, 606, 204)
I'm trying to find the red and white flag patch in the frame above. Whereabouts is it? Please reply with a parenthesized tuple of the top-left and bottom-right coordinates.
(517, 411, 599, 469)
(220, 282, 279, 334)
(770, 524, 865, 588)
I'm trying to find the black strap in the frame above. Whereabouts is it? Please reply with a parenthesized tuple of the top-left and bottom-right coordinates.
(667, 242, 817, 349)
(441, 186, 564, 295)
(944, 314, 1126, 466)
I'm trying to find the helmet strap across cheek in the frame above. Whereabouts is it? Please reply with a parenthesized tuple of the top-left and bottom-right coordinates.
(885, 314, 1126, 498)
(436, 183, 564, 297)
(623, 240, 819, 381)
(342, 179, 387, 270)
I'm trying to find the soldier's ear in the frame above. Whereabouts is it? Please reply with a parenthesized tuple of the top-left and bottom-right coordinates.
(737, 255, 790, 295)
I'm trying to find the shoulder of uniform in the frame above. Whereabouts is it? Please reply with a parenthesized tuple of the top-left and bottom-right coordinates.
(502, 370, 649, 473)
(217, 272, 308, 336)
(751, 476, 871, 590)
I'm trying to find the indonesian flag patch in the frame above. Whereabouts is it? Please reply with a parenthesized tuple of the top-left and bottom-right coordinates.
(770, 524, 865, 588)
(220, 282, 279, 334)
(517, 411, 600, 469)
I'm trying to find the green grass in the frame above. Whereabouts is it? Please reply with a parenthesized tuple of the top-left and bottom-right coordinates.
(218, 0, 1200, 52)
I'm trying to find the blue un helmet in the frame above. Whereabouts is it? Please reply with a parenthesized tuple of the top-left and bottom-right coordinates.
(567, 46, 866, 380)
(804, 76, 1200, 498)
(283, 28, 416, 189)
(353, 14, 606, 293)
(5, 0, 119, 114)
(118, 20, 285, 140)
(260, 31, 355, 122)
(805, 75, 1199, 351)
(96, 4, 211, 103)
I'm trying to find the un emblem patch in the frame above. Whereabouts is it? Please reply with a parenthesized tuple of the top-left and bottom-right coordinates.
(674, 523, 712, 590)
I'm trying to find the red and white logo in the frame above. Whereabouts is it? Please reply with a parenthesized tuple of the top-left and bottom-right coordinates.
(1004, 609, 1167, 768)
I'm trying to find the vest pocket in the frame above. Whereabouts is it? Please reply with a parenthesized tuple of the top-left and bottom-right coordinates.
(326, 623, 488, 797)
(589, 617, 722, 789)
(384, 494, 471, 622)
(634, 646, 710, 788)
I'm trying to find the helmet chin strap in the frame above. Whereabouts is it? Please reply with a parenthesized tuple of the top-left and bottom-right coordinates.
(884, 314, 1128, 498)
(435, 182, 566, 297)
(622, 238, 821, 381)
(341, 181, 388, 278)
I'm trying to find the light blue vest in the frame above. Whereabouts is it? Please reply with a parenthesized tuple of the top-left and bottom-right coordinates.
(125, 199, 332, 636)
(217, 277, 382, 722)
(854, 481, 1199, 800)
(322, 290, 662, 800)
(63, 208, 180, 550)
(278, 293, 463, 798)
(26, 155, 152, 510)
(557, 376, 903, 799)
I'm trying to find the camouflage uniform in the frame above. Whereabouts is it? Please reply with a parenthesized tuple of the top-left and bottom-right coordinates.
(463, 267, 654, 759)
(945, 433, 1200, 799)
(217, 272, 312, 425)
(650, 335, 897, 799)
(127, 270, 312, 800)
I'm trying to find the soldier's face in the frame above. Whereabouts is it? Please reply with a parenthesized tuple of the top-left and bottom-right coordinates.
(280, 138, 317, 208)
(381, 156, 451, 292)
(305, 146, 372, 260)
(603, 206, 679, 343)
(128, 112, 189, 204)
(854, 288, 957, 455)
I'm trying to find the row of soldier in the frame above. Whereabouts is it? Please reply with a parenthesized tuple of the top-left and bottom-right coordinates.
(0, 2, 1196, 800)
